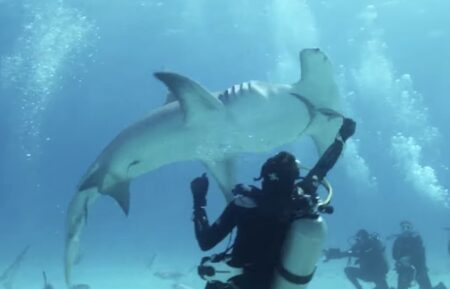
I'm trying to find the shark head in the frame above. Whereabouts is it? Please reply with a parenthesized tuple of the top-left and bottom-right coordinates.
(291, 48, 343, 154)
(299, 48, 333, 84)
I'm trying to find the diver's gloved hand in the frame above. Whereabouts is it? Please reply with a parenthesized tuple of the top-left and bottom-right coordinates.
(323, 248, 345, 262)
(338, 118, 356, 142)
(191, 173, 209, 208)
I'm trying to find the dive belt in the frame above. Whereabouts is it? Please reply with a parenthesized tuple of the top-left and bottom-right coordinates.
(198, 254, 316, 286)
(198, 253, 244, 284)
(277, 264, 316, 285)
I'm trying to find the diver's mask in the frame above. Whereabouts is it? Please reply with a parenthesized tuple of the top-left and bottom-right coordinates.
(348, 229, 370, 246)
(255, 151, 300, 188)
(400, 220, 413, 233)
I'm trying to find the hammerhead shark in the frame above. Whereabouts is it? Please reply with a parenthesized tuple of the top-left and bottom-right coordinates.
(64, 48, 344, 286)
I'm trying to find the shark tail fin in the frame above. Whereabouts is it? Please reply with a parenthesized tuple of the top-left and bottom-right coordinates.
(293, 48, 343, 154)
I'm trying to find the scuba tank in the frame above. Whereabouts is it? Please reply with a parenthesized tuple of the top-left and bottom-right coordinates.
(271, 177, 333, 289)
(271, 217, 327, 289)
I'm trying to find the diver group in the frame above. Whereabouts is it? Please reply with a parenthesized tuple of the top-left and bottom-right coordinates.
(189, 120, 447, 289)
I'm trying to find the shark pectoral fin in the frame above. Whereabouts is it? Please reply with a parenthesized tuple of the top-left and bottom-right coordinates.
(202, 157, 236, 203)
(309, 115, 343, 154)
(154, 72, 223, 123)
(105, 181, 131, 216)
(78, 165, 104, 192)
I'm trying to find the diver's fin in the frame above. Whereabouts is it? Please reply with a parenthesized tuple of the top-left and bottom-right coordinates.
(104, 181, 130, 216)
(202, 157, 236, 203)
(154, 72, 223, 124)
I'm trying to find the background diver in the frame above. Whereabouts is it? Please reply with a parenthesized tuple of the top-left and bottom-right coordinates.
(392, 220, 447, 289)
(190, 118, 356, 289)
(323, 229, 390, 289)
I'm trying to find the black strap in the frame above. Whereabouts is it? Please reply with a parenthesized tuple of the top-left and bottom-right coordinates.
(277, 265, 316, 285)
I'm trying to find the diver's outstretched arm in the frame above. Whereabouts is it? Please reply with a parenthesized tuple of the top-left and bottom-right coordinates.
(323, 247, 351, 262)
(302, 118, 356, 194)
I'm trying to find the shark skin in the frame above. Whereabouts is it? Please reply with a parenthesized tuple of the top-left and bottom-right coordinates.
(64, 48, 344, 286)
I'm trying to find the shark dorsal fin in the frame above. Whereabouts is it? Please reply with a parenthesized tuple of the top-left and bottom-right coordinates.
(154, 72, 223, 123)
(164, 92, 177, 105)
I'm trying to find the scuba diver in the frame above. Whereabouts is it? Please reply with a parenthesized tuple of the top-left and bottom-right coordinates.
(191, 118, 356, 289)
(445, 227, 450, 256)
(323, 229, 389, 289)
(392, 221, 447, 289)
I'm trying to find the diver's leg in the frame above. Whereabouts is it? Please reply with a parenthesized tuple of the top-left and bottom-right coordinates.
(345, 267, 364, 289)
(416, 269, 432, 289)
(397, 267, 414, 289)
(373, 276, 389, 289)
(433, 282, 448, 289)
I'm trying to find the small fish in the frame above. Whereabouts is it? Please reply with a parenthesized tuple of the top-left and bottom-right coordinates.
(172, 283, 193, 289)
(71, 284, 91, 289)
(153, 270, 184, 281)
(146, 253, 157, 271)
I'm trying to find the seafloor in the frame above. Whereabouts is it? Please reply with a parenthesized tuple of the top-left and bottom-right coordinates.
(2, 253, 449, 289)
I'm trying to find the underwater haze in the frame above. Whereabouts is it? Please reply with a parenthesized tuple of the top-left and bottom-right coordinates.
(0, 0, 449, 288)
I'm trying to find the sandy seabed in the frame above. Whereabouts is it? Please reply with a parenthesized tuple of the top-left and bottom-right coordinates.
(3, 257, 450, 289)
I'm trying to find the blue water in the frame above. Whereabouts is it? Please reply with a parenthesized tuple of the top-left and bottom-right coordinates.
(0, 0, 449, 288)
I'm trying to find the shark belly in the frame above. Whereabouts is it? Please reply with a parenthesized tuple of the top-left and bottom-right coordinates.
(221, 84, 312, 153)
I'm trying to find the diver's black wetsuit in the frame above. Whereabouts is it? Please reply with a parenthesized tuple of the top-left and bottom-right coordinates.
(193, 136, 348, 289)
(345, 236, 389, 289)
(393, 231, 432, 289)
